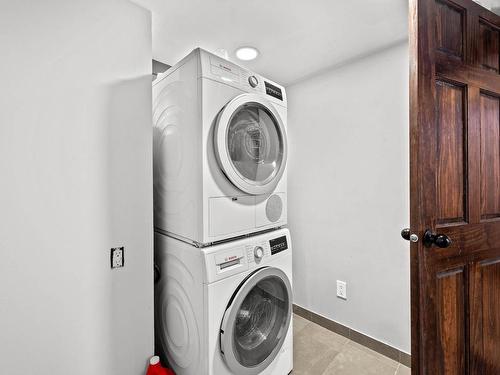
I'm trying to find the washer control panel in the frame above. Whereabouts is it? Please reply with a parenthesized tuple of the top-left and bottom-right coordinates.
(269, 235, 288, 255)
(245, 234, 289, 264)
(246, 241, 271, 263)
(205, 229, 290, 283)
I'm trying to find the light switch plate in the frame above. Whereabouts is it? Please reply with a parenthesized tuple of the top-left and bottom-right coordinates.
(111, 247, 124, 268)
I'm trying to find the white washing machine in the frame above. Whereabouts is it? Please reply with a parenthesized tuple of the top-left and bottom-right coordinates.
(153, 48, 288, 246)
(154, 228, 293, 375)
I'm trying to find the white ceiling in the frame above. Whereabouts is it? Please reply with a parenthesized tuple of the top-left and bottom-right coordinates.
(136, 0, 500, 85)
(135, 0, 409, 85)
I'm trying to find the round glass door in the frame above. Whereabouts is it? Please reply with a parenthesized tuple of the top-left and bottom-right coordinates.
(220, 267, 292, 375)
(214, 94, 287, 195)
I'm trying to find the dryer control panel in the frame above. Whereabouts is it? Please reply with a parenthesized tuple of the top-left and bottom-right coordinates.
(199, 49, 287, 107)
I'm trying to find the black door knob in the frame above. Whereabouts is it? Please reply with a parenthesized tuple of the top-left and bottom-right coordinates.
(401, 228, 418, 242)
(401, 228, 410, 241)
(423, 229, 452, 248)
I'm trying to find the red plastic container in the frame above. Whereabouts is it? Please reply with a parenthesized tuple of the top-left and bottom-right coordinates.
(146, 356, 174, 375)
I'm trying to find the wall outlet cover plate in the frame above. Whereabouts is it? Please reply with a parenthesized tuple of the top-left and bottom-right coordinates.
(111, 247, 124, 268)
(336, 280, 347, 299)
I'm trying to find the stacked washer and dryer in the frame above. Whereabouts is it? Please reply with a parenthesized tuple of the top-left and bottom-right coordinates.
(152, 48, 293, 375)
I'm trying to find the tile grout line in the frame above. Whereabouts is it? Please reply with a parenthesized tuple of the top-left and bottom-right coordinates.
(293, 304, 411, 368)
(297, 312, 398, 371)
(345, 339, 399, 370)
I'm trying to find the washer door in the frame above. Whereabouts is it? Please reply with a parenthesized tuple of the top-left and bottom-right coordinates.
(220, 267, 292, 375)
(214, 94, 287, 195)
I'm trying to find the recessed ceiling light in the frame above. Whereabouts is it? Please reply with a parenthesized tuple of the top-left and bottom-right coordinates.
(235, 46, 259, 61)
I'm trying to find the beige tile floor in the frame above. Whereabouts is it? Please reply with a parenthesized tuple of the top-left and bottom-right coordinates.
(293, 314, 411, 375)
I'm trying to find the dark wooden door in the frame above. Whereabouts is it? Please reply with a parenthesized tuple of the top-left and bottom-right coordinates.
(409, 0, 500, 374)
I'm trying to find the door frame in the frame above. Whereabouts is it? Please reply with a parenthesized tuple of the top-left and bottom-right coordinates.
(409, 0, 435, 372)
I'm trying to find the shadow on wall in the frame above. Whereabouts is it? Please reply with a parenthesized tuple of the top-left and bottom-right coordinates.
(153, 60, 171, 80)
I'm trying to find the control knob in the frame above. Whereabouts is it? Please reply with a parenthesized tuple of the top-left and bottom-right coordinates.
(254, 246, 264, 261)
(248, 75, 259, 88)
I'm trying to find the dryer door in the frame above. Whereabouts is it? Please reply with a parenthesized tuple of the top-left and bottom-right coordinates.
(214, 94, 287, 195)
(220, 267, 292, 375)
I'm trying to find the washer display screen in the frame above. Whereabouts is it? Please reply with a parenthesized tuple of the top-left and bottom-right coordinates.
(270, 236, 288, 255)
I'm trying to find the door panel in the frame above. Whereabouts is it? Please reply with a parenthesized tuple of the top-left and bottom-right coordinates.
(410, 0, 500, 374)
(479, 93, 500, 220)
(209, 196, 255, 237)
(436, 267, 466, 375)
(435, 0, 465, 59)
(479, 20, 499, 72)
(435, 80, 467, 225)
(470, 258, 500, 374)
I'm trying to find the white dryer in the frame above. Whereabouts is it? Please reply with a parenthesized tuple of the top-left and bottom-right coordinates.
(153, 48, 288, 246)
(154, 228, 293, 375)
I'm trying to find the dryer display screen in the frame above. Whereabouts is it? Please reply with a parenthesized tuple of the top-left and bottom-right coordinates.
(265, 82, 283, 101)
(270, 236, 288, 255)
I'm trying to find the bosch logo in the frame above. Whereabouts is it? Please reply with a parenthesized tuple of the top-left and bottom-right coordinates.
(219, 64, 232, 72)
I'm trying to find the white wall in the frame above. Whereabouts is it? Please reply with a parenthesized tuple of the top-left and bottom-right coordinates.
(288, 41, 410, 353)
(473, 0, 500, 12)
(0, 1, 153, 374)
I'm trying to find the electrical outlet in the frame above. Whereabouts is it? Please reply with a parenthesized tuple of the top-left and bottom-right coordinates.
(111, 247, 124, 268)
(337, 280, 347, 299)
